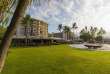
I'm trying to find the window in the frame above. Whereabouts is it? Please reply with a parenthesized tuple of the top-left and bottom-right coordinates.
(40, 31, 42, 33)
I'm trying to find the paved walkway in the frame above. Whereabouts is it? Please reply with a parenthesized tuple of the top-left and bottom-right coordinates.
(69, 44, 110, 51)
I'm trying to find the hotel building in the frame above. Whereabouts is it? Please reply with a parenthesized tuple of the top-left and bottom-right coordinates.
(12, 18, 60, 46)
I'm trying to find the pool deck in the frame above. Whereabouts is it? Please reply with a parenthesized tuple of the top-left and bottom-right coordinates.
(69, 44, 110, 51)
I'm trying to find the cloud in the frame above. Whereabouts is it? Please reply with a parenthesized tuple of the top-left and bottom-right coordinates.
(26, 0, 110, 37)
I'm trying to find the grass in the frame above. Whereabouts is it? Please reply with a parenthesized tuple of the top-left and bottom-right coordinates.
(1, 45, 110, 74)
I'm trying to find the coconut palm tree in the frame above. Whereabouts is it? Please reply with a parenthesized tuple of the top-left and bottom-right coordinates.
(0, 25, 6, 40)
(72, 23, 78, 42)
(75, 26, 78, 40)
(0, 0, 18, 25)
(0, 0, 49, 72)
(67, 27, 71, 40)
(97, 27, 106, 43)
(97, 27, 106, 37)
(0, 0, 30, 72)
(90, 26, 98, 42)
(21, 14, 34, 45)
(63, 26, 68, 41)
(57, 24, 62, 38)
(80, 26, 92, 42)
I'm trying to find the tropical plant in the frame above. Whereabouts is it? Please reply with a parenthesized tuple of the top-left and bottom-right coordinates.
(63, 26, 68, 40)
(80, 31, 92, 42)
(95, 36, 103, 42)
(80, 26, 106, 43)
(0, 0, 18, 43)
(0, 0, 18, 26)
(0, 0, 49, 72)
(90, 26, 98, 41)
(67, 26, 71, 40)
(21, 14, 34, 45)
(97, 27, 106, 43)
(80, 26, 92, 42)
(72, 23, 78, 41)
(57, 24, 62, 38)
(97, 27, 106, 37)
(0, 25, 6, 40)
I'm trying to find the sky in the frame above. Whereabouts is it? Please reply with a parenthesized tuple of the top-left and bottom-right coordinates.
(25, 0, 110, 38)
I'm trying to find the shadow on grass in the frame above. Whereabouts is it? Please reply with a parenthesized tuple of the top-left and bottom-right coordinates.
(9, 44, 61, 49)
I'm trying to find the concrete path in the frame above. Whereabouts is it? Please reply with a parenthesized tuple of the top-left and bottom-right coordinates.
(69, 44, 110, 51)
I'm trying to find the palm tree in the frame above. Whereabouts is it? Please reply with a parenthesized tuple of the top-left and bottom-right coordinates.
(0, 0, 18, 25)
(85, 26, 88, 32)
(101, 27, 106, 37)
(0, 0, 49, 72)
(57, 24, 62, 39)
(67, 27, 71, 40)
(0, 25, 6, 40)
(97, 27, 106, 43)
(90, 26, 98, 42)
(97, 27, 106, 37)
(75, 26, 78, 40)
(63, 26, 68, 41)
(0, 0, 30, 72)
(21, 14, 34, 45)
(72, 23, 78, 42)
(80, 27, 92, 42)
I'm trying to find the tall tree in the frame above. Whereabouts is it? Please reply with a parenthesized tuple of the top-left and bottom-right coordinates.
(0, 0, 18, 43)
(57, 24, 62, 39)
(97, 27, 106, 43)
(21, 14, 34, 45)
(80, 26, 92, 42)
(75, 26, 78, 40)
(97, 27, 106, 37)
(72, 23, 78, 41)
(0, 0, 30, 72)
(63, 26, 68, 41)
(0, 25, 6, 40)
(67, 26, 71, 40)
(90, 26, 98, 41)
(0, 0, 49, 72)
(0, 0, 18, 26)
(95, 36, 103, 42)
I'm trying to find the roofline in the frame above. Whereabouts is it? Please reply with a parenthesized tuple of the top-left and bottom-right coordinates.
(32, 18, 49, 25)
(52, 32, 74, 34)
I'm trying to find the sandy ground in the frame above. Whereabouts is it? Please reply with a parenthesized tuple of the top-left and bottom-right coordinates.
(69, 44, 110, 51)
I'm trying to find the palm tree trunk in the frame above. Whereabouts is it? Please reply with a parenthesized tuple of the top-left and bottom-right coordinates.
(26, 24, 29, 45)
(60, 30, 61, 44)
(65, 33, 67, 44)
(76, 29, 77, 41)
(67, 33, 69, 40)
(73, 29, 74, 43)
(60, 30, 61, 39)
(0, 0, 30, 72)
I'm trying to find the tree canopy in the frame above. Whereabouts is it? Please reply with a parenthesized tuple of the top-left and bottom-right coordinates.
(80, 26, 106, 42)
(0, 0, 19, 26)
(0, 25, 6, 41)
(58, 24, 62, 32)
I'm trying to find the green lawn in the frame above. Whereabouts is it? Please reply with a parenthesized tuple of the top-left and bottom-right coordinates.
(1, 45, 110, 74)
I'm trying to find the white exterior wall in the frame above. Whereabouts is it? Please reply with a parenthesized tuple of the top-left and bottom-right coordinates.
(63, 33, 67, 41)
(16, 25, 20, 36)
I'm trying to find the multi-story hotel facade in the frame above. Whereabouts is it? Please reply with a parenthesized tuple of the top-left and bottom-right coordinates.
(14, 18, 48, 38)
(12, 18, 61, 46)
(52, 32, 74, 41)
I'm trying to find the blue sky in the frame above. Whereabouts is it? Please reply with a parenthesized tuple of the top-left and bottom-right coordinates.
(25, 0, 110, 37)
